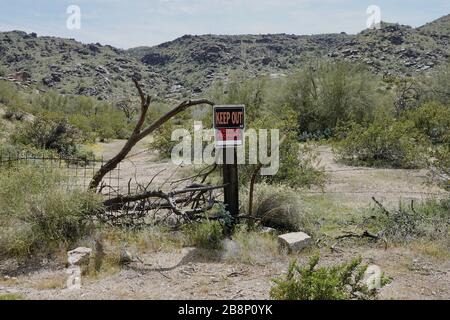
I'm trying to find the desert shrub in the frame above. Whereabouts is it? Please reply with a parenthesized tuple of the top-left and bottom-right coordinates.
(92, 107, 131, 141)
(0, 142, 57, 160)
(240, 104, 326, 189)
(335, 118, 428, 168)
(281, 60, 387, 135)
(0, 165, 101, 258)
(211, 78, 326, 189)
(393, 77, 421, 115)
(242, 183, 312, 232)
(364, 199, 450, 243)
(429, 145, 450, 190)
(0, 66, 8, 77)
(182, 220, 224, 250)
(0, 81, 21, 106)
(29, 91, 131, 141)
(420, 62, 450, 104)
(12, 117, 82, 157)
(149, 120, 177, 158)
(270, 255, 385, 300)
(404, 102, 450, 144)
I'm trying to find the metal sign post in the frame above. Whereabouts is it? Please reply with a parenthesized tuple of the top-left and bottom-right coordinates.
(214, 105, 245, 220)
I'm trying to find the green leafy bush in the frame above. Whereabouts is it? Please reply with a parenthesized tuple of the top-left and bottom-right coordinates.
(1, 85, 132, 142)
(0, 165, 102, 258)
(0, 80, 25, 109)
(270, 255, 384, 300)
(12, 117, 82, 157)
(183, 220, 224, 250)
(335, 119, 427, 168)
(211, 77, 326, 189)
(149, 121, 177, 159)
(281, 60, 388, 135)
(405, 102, 450, 144)
(420, 62, 450, 105)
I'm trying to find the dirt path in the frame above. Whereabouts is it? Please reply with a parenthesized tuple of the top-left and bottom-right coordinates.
(1, 246, 449, 300)
(309, 146, 448, 208)
(90, 137, 191, 193)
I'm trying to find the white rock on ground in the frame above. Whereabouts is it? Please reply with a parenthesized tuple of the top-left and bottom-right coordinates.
(363, 265, 383, 290)
(67, 247, 92, 266)
(278, 232, 311, 252)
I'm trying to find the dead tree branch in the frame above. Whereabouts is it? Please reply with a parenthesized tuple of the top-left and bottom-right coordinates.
(89, 79, 214, 191)
(371, 197, 392, 216)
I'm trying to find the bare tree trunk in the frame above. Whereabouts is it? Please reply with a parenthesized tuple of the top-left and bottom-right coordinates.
(89, 79, 214, 191)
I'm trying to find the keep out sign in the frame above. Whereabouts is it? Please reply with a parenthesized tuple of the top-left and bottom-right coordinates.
(213, 105, 245, 147)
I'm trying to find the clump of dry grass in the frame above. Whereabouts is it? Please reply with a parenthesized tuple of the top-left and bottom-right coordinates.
(222, 226, 283, 265)
(32, 273, 67, 290)
(241, 183, 312, 232)
(95, 227, 184, 254)
(408, 239, 450, 261)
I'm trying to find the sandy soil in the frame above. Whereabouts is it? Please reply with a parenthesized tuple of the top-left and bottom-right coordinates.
(1, 246, 449, 300)
(308, 146, 448, 208)
(1, 141, 448, 300)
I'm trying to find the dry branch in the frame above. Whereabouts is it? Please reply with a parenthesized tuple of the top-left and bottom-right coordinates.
(89, 79, 214, 190)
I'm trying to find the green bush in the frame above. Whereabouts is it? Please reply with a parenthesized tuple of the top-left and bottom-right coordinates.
(405, 102, 450, 144)
(0, 294, 24, 300)
(335, 118, 427, 168)
(281, 60, 388, 135)
(270, 255, 385, 300)
(0, 80, 25, 108)
(211, 78, 326, 189)
(12, 117, 82, 157)
(183, 220, 224, 250)
(0, 87, 132, 142)
(0, 66, 8, 77)
(149, 121, 177, 159)
(420, 62, 450, 105)
(0, 165, 102, 258)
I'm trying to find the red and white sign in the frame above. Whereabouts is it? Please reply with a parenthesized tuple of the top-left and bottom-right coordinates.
(213, 105, 245, 147)
(215, 128, 243, 147)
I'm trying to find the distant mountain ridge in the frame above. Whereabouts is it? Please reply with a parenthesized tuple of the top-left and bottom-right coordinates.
(0, 14, 449, 100)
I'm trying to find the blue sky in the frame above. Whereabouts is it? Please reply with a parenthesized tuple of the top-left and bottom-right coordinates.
(0, 0, 449, 48)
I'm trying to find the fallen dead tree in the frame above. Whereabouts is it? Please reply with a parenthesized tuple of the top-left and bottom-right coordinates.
(89, 78, 224, 227)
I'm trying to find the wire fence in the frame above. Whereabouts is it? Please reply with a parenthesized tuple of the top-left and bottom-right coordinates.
(0, 152, 121, 199)
(1, 151, 447, 201)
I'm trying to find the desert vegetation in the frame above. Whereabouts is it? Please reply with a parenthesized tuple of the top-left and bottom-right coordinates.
(0, 52, 449, 300)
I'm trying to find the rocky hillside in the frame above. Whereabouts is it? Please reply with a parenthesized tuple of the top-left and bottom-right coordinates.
(418, 14, 450, 37)
(0, 15, 448, 99)
(129, 17, 450, 95)
(0, 31, 169, 100)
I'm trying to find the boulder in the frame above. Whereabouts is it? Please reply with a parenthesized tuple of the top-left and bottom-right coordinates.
(67, 247, 92, 266)
(278, 232, 311, 252)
